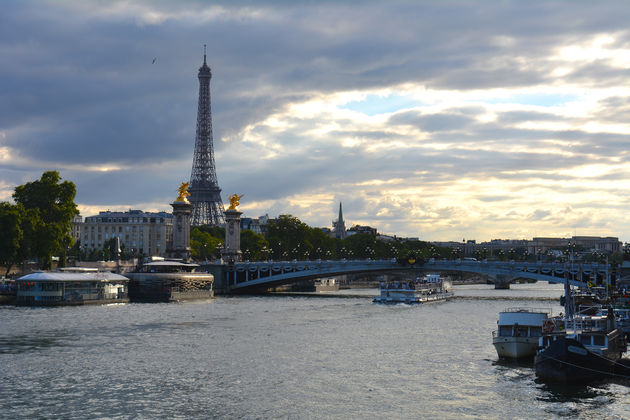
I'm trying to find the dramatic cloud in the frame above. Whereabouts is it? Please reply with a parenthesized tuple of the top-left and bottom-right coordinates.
(1, 0, 630, 241)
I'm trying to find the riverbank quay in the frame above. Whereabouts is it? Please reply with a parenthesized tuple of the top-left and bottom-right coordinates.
(0, 295, 15, 305)
(0, 278, 16, 305)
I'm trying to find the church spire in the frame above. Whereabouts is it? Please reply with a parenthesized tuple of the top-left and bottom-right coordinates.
(333, 202, 346, 239)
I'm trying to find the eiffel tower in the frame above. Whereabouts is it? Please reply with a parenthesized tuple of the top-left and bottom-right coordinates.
(188, 47, 225, 226)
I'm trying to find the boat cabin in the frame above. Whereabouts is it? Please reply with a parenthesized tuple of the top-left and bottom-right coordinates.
(495, 308, 551, 338)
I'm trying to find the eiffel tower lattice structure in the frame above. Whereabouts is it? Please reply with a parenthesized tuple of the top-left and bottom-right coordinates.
(188, 48, 225, 226)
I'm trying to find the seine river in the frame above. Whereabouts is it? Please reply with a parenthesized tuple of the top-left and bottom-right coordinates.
(1, 283, 629, 419)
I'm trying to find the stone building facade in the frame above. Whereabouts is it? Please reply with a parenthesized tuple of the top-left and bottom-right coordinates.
(80, 210, 173, 257)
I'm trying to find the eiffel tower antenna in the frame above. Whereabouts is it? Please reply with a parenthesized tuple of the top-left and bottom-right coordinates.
(188, 47, 226, 226)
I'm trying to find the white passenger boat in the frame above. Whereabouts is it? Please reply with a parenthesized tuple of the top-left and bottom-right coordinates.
(492, 307, 552, 359)
(15, 268, 129, 306)
(373, 274, 453, 304)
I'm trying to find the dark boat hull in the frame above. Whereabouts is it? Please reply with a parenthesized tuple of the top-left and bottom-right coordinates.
(534, 336, 615, 382)
(128, 281, 213, 303)
(126, 271, 214, 303)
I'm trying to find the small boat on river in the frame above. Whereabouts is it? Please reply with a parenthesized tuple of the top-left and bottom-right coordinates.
(373, 274, 453, 304)
(492, 307, 552, 360)
(126, 258, 214, 303)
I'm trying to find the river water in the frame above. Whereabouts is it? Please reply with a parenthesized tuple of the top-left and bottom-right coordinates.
(1, 283, 629, 419)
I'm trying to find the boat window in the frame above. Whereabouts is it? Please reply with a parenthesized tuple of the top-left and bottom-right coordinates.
(515, 326, 528, 337)
(593, 335, 605, 346)
(499, 326, 512, 336)
(530, 327, 542, 337)
(580, 335, 591, 345)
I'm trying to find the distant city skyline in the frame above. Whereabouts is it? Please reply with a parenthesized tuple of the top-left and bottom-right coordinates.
(2, 1, 630, 242)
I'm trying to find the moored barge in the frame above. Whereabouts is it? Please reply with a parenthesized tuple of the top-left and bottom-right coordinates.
(15, 268, 129, 306)
(126, 259, 214, 303)
(534, 280, 628, 382)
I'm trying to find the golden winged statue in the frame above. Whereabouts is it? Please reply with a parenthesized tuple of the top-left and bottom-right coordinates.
(176, 182, 190, 202)
(228, 193, 244, 210)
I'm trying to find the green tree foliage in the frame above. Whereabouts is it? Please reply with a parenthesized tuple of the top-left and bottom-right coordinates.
(240, 229, 269, 261)
(261, 214, 446, 262)
(344, 233, 377, 259)
(191, 227, 223, 261)
(0, 203, 23, 276)
(12, 171, 78, 269)
(98, 237, 122, 261)
(195, 225, 225, 239)
(0, 202, 44, 274)
(265, 215, 336, 260)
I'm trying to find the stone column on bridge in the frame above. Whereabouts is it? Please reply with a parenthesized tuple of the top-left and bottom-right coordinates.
(490, 274, 512, 289)
(168, 182, 193, 261)
(222, 194, 243, 264)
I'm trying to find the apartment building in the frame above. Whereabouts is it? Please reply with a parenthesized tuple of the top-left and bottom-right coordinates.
(80, 210, 173, 257)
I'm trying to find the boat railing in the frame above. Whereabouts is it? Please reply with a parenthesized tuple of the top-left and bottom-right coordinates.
(566, 316, 609, 333)
(575, 304, 603, 316)
(381, 280, 446, 290)
(504, 307, 552, 314)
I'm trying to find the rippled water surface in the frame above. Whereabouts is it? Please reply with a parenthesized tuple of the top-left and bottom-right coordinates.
(1, 283, 629, 419)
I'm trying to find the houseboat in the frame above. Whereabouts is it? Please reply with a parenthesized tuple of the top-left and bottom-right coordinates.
(126, 259, 214, 302)
(15, 268, 129, 306)
(373, 274, 453, 304)
(492, 307, 552, 360)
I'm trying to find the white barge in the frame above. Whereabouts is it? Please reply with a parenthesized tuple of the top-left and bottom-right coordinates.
(15, 268, 129, 306)
(373, 274, 453, 304)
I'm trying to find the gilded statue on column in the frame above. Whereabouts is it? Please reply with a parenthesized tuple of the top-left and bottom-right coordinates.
(176, 182, 190, 202)
(228, 194, 243, 210)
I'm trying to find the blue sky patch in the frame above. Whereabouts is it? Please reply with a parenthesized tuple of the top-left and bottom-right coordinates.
(341, 94, 421, 116)
(482, 93, 577, 107)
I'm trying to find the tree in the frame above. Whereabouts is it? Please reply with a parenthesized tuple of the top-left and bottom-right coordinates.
(345, 233, 377, 259)
(266, 215, 330, 260)
(0, 203, 22, 276)
(13, 171, 78, 269)
(190, 227, 223, 261)
(0, 202, 43, 275)
(101, 237, 121, 261)
(240, 229, 269, 261)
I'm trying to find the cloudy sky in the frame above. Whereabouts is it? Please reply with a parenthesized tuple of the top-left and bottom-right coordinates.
(2, 1, 630, 242)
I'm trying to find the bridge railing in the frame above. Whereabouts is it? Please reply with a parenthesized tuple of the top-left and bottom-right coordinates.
(425, 259, 615, 287)
(223, 257, 615, 290)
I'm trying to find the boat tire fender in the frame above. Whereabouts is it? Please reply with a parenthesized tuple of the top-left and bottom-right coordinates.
(542, 319, 554, 333)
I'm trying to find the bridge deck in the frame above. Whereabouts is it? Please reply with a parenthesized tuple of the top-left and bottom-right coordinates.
(221, 259, 615, 291)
